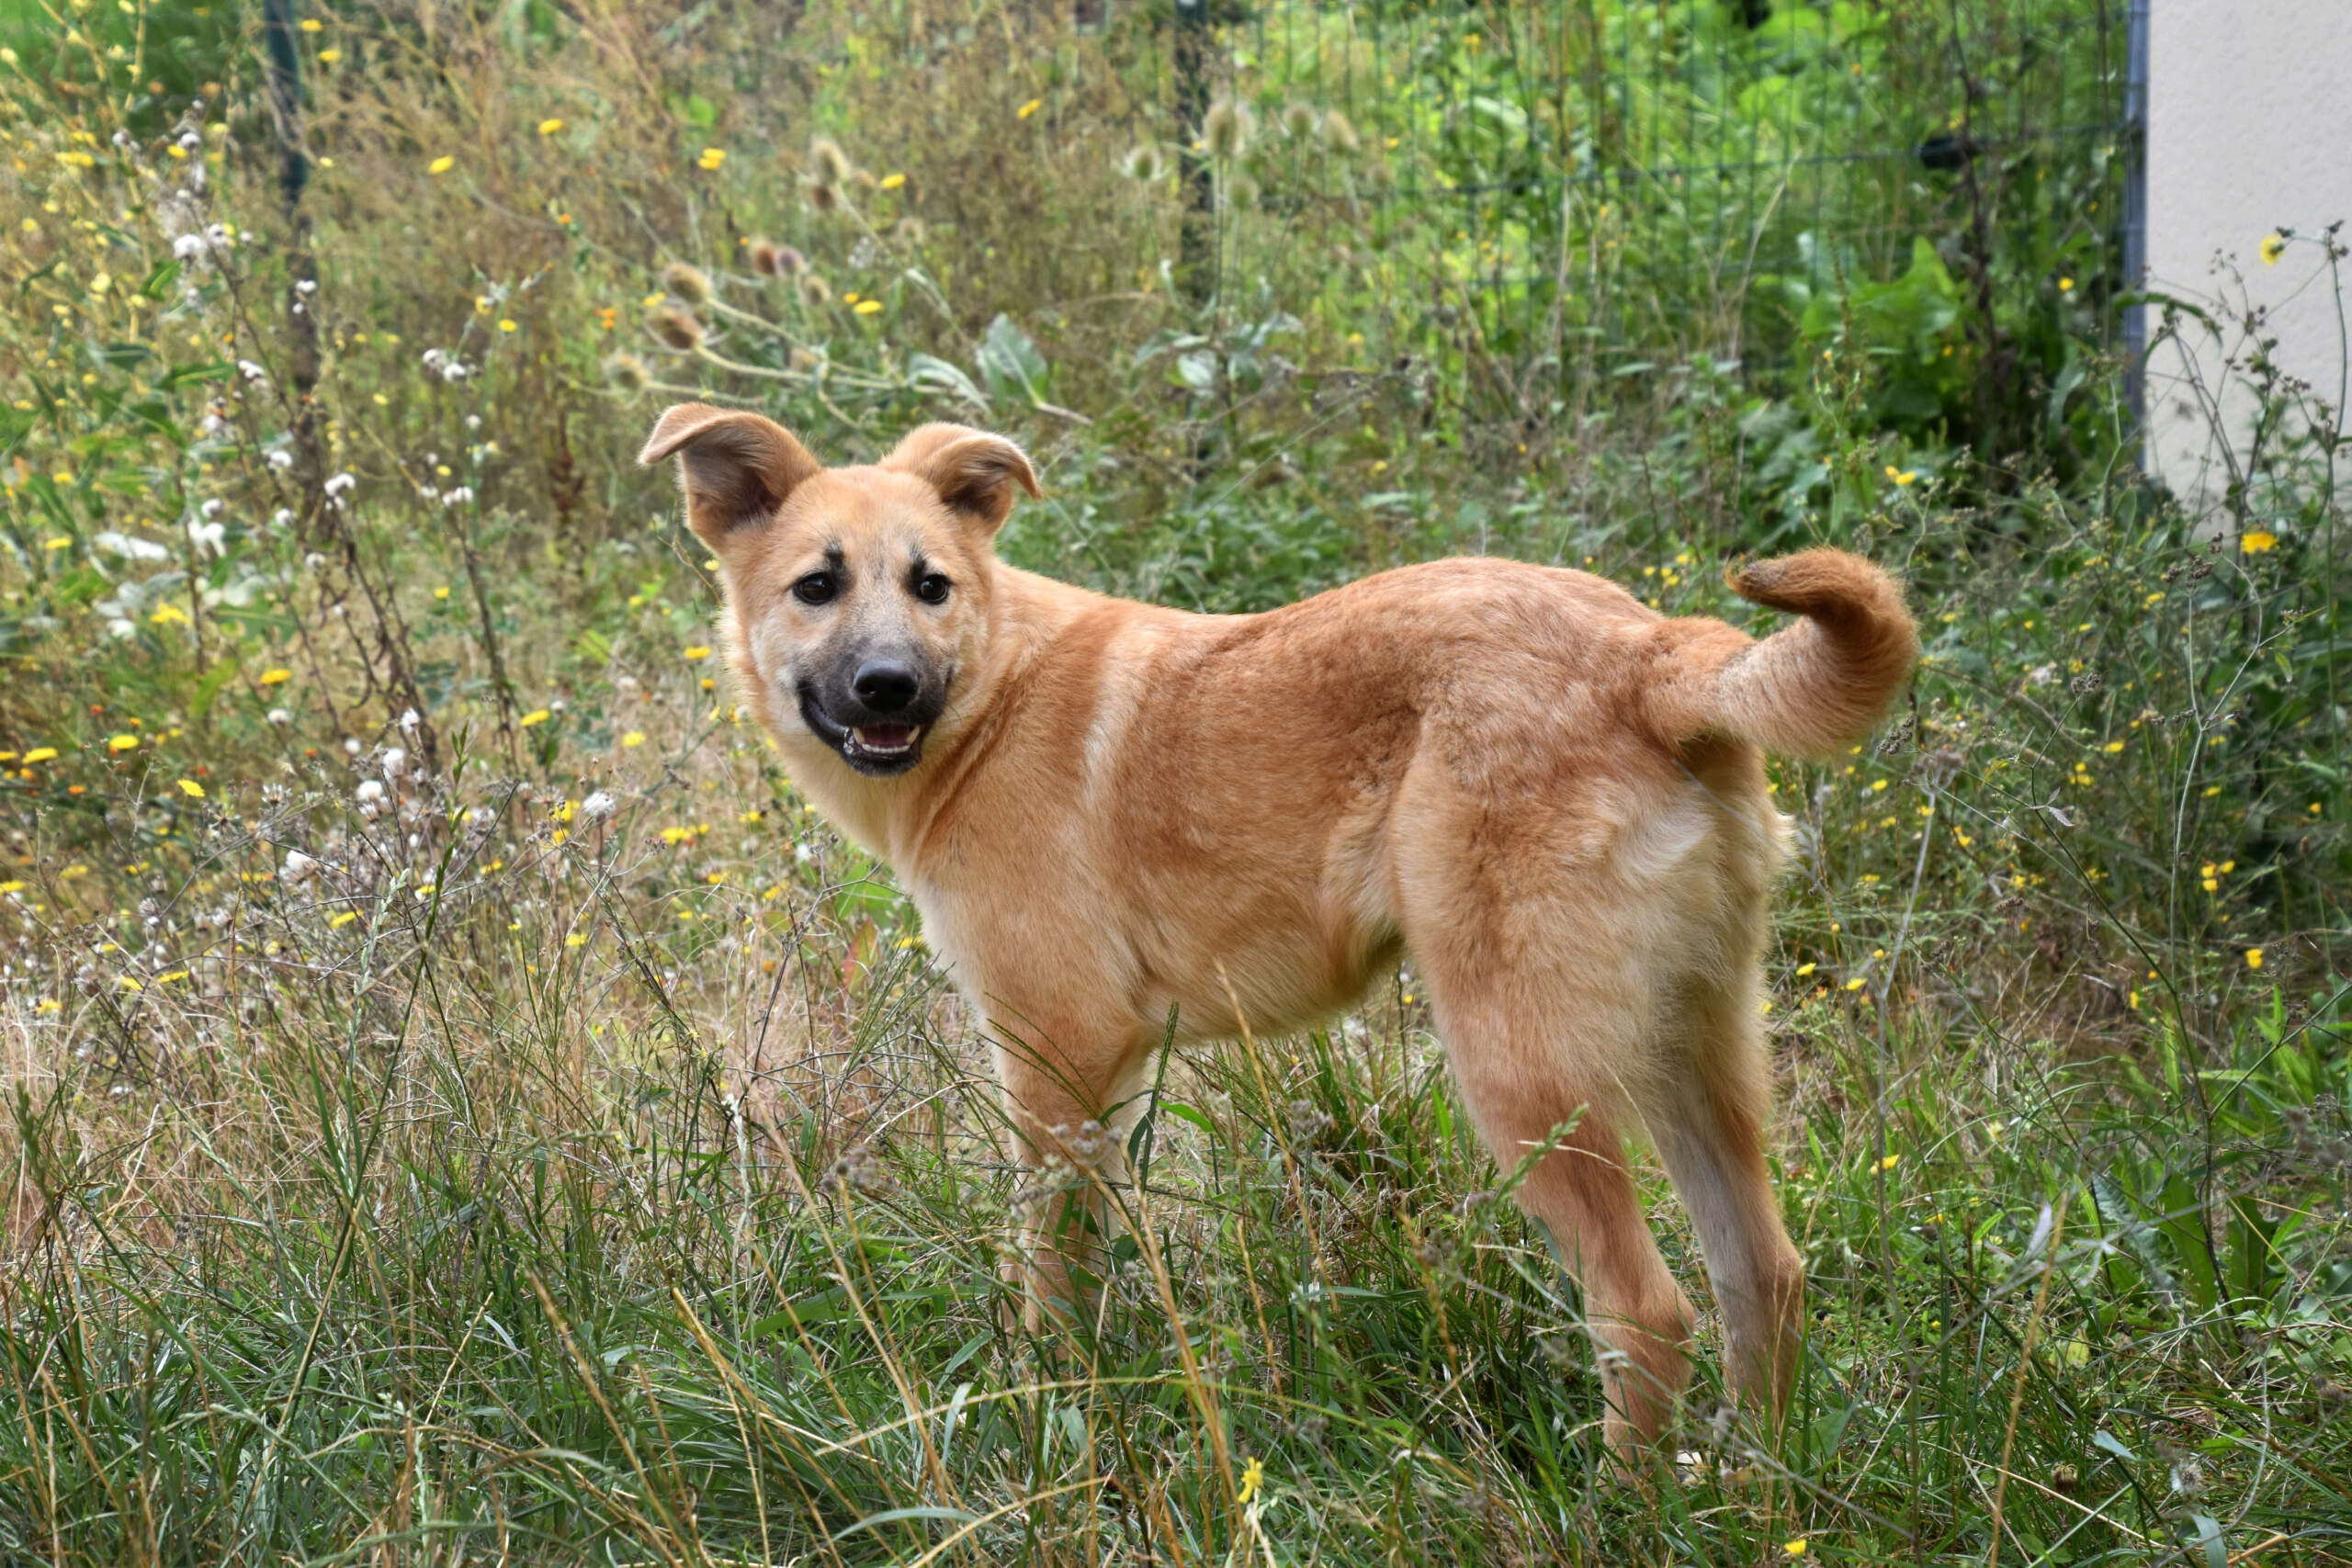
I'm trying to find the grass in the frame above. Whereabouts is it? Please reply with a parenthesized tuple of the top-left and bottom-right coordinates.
(1, 0, 2349, 1562)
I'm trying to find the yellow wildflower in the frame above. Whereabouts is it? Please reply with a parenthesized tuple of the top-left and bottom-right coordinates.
(520, 709, 551, 728)
(696, 147, 728, 171)
(854, 299, 882, 315)
(108, 734, 140, 752)
(1016, 98, 1043, 119)
(2240, 530, 2278, 553)
(538, 118, 565, 136)
(178, 779, 205, 798)
(1784, 1540, 1808, 1559)
(2245, 948, 2264, 970)
(683, 646, 711, 660)
(259, 668, 292, 684)
(22, 747, 58, 763)
(879, 172, 906, 189)
(428, 155, 455, 175)
(622, 730, 646, 748)
(2260, 232, 2287, 265)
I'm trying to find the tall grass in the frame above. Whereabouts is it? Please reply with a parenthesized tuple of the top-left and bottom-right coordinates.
(1, 2, 2347, 1563)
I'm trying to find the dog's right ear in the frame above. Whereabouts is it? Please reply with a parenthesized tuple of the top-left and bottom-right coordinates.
(638, 403, 822, 548)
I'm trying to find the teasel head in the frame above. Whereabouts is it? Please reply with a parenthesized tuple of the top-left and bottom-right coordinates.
(1227, 173, 1260, 211)
(660, 261, 713, 308)
(1203, 97, 1253, 162)
(799, 274, 831, 309)
(808, 136, 853, 190)
(1120, 142, 1165, 183)
(646, 307, 705, 351)
(1281, 101, 1318, 141)
(602, 353, 651, 394)
(806, 179, 841, 213)
(746, 238, 785, 276)
(1320, 108, 1361, 155)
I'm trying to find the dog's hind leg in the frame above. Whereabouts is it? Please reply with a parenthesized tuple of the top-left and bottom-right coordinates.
(1415, 968, 1696, 1455)
(1640, 966, 1805, 1432)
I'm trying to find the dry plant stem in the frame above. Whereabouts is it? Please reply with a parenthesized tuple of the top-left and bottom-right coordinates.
(1984, 1201, 2067, 1568)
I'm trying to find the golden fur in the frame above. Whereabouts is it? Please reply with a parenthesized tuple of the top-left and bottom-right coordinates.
(641, 404, 1920, 1453)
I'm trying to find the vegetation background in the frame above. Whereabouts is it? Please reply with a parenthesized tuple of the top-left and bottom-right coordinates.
(0, 0, 2346, 1562)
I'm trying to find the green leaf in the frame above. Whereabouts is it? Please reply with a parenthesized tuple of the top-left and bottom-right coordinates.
(976, 313, 1049, 406)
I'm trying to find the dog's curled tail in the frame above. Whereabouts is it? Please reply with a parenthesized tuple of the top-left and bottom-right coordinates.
(1650, 549, 1919, 761)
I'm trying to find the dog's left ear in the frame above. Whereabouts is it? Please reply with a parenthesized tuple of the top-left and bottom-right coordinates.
(639, 403, 822, 548)
(880, 423, 1041, 536)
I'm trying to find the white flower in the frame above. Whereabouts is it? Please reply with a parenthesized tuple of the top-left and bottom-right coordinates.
(581, 790, 617, 821)
(204, 222, 232, 249)
(93, 531, 173, 562)
(173, 232, 205, 261)
(187, 517, 226, 556)
(200, 498, 225, 519)
(266, 448, 293, 470)
(177, 130, 201, 152)
(323, 471, 356, 498)
(271, 508, 294, 529)
(399, 708, 421, 733)
(303, 551, 327, 570)
(356, 780, 385, 811)
(343, 738, 363, 756)
(439, 486, 474, 507)
(237, 358, 268, 383)
(296, 277, 318, 296)
(281, 850, 320, 885)
(266, 706, 292, 726)
(380, 747, 407, 780)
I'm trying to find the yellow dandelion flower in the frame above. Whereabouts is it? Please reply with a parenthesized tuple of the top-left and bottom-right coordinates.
(2059, 276, 2074, 291)
(683, 645, 711, 660)
(1784, 1540, 1808, 1558)
(566, 931, 587, 947)
(2260, 232, 2286, 265)
(2240, 530, 2278, 553)
(879, 172, 906, 189)
(44, 536, 71, 550)
(1016, 97, 1043, 119)
(155, 970, 189, 985)
(538, 118, 565, 136)
(331, 910, 359, 928)
(1237, 1456, 1264, 1505)
(0, 881, 20, 893)
(1845, 976, 1867, 991)
(23, 747, 57, 763)
(318, 48, 341, 63)
(118, 976, 143, 991)
(107, 734, 140, 752)
(1879, 1152, 1900, 1170)
(2245, 948, 2265, 969)
(299, 17, 322, 31)
(149, 602, 189, 626)
(622, 730, 646, 748)
(854, 299, 882, 315)
(177, 779, 205, 798)
(428, 155, 455, 175)
(2102, 740, 2125, 753)
(498, 318, 517, 333)
(696, 146, 728, 171)
(520, 708, 551, 728)
(259, 667, 292, 684)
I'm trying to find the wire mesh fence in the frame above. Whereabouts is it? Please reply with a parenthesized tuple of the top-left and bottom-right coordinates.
(1101, 0, 2134, 406)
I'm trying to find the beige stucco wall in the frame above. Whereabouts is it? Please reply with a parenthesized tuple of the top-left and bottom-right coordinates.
(2143, 0, 2352, 505)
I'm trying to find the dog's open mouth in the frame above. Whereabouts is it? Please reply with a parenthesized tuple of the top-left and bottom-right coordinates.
(797, 682, 931, 776)
(849, 722, 921, 759)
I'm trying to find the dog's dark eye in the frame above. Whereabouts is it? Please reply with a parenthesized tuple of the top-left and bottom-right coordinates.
(914, 573, 951, 606)
(792, 571, 839, 606)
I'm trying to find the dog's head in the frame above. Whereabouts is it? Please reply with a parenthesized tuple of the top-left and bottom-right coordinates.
(639, 405, 1038, 778)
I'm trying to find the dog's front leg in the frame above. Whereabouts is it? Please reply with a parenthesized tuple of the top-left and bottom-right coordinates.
(989, 1021, 1147, 1331)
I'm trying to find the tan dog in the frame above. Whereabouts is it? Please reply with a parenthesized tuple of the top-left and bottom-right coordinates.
(641, 404, 1918, 1453)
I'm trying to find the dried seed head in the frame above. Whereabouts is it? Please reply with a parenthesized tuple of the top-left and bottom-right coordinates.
(892, 215, 926, 246)
(1281, 100, 1318, 140)
(808, 136, 853, 189)
(1227, 173, 1259, 211)
(660, 261, 712, 307)
(773, 243, 808, 276)
(602, 353, 651, 393)
(746, 237, 784, 276)
(1203, 98, 1253, 162)
(1120, 142, 1164, 182)
(806, 180, 840, 213)
(798, 274, 831, 309)
(1320, 107, 1360, 154)
(645, 308, 704, 350)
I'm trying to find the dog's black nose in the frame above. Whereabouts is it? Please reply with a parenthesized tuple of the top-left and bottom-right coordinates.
(852, 660, 920, 713)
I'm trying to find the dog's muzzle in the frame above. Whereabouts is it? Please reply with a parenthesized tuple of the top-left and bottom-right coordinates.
(797, 659, 944, 776)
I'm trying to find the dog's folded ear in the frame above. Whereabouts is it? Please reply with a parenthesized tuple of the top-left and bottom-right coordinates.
(639, 403, 822, 547)
(880, 423, 1041, 535)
